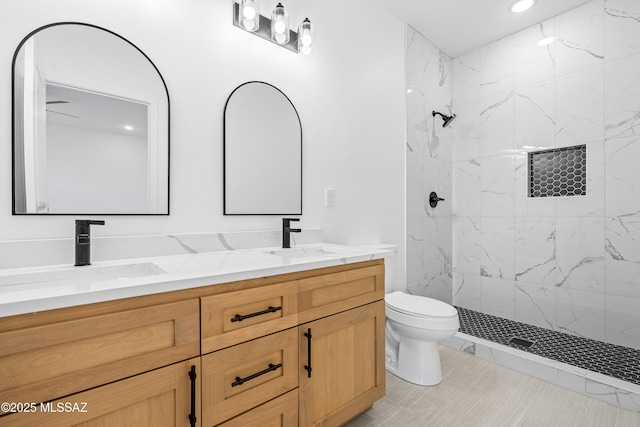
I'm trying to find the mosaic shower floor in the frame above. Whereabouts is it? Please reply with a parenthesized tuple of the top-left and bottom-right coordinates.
(456, 307, 640, 386)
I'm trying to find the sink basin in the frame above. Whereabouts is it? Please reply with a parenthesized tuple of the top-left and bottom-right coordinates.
(265, 247, 327, 258)
(262, 245, 356, 259)
(0, 262, 167, 287)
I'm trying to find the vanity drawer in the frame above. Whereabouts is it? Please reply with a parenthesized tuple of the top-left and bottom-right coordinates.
(0, 299, 200, 410)
(201, 328, 298, 426)
(201, 280, 298, 353)
(298, 263, 384, 323)
(216, 389, 298, 427)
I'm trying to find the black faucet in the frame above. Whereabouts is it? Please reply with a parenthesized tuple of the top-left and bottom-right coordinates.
(282, 218, 301, 249)
(75, 220, 105, 266)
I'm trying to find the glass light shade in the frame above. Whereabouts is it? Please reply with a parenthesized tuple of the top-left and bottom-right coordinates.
(240, 0, 260, 32)
(271, 3, 290, 45)
(297, 18, 313, 55)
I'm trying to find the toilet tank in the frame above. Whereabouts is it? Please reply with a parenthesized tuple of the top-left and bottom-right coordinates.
(356, 244, 398, 294)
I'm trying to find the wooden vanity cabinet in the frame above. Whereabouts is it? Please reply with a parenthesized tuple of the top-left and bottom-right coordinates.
(0, 259, 386, 427)
(200, 260, 385, 427)
(297, 263, 385, 427)
(200, 279, 300, 426)
(298, 302, 385, 427)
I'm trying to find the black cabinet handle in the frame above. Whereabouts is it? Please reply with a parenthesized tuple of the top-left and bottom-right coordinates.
(188, 365, 197, 427)
(231, 306, 282, 322)
(231, 363, 283, 387)
(304, 328, 312, 378)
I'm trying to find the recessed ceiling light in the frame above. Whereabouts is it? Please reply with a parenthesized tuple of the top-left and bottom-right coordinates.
(124, 125, 133, 131)
(537, 36, 555, 46)
(510, 0, 536, 13)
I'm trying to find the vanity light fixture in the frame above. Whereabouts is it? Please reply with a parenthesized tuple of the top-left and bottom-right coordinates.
(233, 1, 313, 54)
(297, 18, 313, 55)
(509, 0, 536, 13)
(271, 3, 290, 45)
(240, 0, 260, 32)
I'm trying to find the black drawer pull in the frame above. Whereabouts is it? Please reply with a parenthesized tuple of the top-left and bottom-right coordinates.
(231, 305, 282, 322)
(232, 363, 283, 387)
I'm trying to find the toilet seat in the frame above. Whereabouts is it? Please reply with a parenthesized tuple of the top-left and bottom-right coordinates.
(385, 291, 457, 318)
(385, 291, 459, 331)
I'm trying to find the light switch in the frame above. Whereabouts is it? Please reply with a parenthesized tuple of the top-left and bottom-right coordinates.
(325, 188, 336, 207)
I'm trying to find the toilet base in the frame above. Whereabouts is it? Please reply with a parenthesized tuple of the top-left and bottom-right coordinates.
(387, 336, 443, 386)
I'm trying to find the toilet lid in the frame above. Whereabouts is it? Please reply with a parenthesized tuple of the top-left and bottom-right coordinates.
(385, 291, 457, 318)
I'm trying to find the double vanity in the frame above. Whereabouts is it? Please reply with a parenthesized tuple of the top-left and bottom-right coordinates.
(5, 17, 387, 426)
(0, 244, 391, 426)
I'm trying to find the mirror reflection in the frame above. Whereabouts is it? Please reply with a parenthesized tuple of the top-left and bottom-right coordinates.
(12, 23, 169, 215)
(224, 81, 302, 215)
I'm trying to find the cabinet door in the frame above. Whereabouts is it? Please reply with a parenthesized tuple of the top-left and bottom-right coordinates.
(216, 389, 298, 427)
(298, 262, 384, 324)
(0, 358, 200, 427)
(202, 328, 298, 426)
(299, 301, 385, 427)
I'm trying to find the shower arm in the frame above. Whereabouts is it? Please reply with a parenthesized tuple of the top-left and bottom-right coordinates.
(432, 110, 456, 128)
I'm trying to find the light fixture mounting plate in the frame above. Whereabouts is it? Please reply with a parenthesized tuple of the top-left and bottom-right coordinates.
(233, 2, 299, 53)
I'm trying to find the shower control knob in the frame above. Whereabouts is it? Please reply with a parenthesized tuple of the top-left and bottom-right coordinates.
(429, 192, 445, 208)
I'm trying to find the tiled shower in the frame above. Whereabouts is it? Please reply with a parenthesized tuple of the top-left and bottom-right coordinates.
(406, 0, 640, 357)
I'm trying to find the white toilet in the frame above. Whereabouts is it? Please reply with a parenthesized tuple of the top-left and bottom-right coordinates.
(379, 246, 459, 386)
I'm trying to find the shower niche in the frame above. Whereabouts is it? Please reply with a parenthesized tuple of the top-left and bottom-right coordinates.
(528, 145, 586, 198)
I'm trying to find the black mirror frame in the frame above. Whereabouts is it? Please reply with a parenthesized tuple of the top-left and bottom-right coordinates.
(223, 81, 303, 216)
(11, 22, 171, 216)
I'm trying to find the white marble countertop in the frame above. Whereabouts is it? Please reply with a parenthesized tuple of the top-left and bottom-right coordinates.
(0, 243, 393, 318)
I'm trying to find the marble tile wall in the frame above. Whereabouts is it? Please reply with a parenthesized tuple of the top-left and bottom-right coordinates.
(405, 26, 454, 303)
(0, 229, 324, 269)
(452, 0, 640, 350)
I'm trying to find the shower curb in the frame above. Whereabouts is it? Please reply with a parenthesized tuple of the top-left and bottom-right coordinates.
(443, 332, 640, 413)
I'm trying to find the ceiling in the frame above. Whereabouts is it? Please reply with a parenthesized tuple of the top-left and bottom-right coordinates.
(46, 84, 148, 138)
(371, 0, 593, 58)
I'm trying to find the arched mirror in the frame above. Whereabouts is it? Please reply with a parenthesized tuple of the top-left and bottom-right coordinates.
(12, 23, 170, 215)
(224, 81, 302, 215)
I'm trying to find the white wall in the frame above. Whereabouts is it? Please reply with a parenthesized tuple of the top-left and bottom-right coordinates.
(36, 23, 166, 102)
(47, 124, 148, 213)
(1, 0, 406, 283)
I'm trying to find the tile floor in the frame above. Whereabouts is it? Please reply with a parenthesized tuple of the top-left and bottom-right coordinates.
(457, 307, 640, 386)
(345, 346, 640, 427)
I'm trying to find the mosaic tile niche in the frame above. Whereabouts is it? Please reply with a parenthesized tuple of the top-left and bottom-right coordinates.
(529, 145, 587, 198)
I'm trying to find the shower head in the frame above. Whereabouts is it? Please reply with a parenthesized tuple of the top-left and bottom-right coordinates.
(432, 110, 457, 128)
